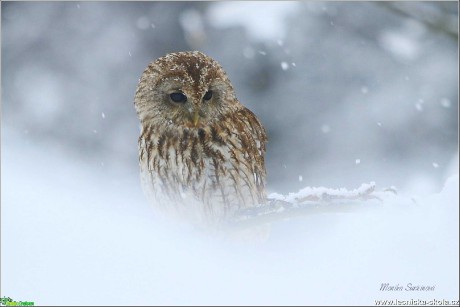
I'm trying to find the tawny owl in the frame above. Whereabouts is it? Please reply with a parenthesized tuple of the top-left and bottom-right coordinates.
(134, 51, 267, 227)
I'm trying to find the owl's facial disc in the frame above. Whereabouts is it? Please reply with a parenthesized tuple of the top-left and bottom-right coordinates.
(164, 88, 206, 128)
(163, 84, 219, 128)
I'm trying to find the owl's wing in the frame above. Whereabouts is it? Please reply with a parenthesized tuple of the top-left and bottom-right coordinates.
(233, 107, 268, 203)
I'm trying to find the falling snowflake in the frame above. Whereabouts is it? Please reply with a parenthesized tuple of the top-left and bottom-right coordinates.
(440, 98, 451, 108)
(321, 124, 331, 134)
(415, 99, 424, 112)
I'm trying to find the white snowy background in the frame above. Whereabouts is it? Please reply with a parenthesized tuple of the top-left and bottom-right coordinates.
(1, 2, 459, 305)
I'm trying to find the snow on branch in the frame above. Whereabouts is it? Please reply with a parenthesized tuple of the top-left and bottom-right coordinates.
(226, 182, 397, 231)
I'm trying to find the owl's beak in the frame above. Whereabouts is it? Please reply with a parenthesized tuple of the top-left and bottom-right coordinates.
(192, 110, 200, 127)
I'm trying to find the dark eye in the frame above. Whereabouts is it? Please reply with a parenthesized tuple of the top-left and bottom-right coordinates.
(170, 92, 187, 103)
(203, 90, 213, 101)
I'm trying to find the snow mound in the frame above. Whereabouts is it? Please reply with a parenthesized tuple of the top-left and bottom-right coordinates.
(2, 127, 458, 305)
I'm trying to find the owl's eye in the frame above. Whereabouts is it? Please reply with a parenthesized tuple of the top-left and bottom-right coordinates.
(203, 90, 213, 101)
(170, 92, 187, 103)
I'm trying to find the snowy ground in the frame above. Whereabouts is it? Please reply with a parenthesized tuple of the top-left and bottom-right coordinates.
(1, 127, 458, 305)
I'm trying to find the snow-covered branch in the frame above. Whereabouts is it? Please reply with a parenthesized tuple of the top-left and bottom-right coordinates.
(226, 182, 397, 231)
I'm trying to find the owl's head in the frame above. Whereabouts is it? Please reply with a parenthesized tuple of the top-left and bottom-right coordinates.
(135, 51, 240, 128)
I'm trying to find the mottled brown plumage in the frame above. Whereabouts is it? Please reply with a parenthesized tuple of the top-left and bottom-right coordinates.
(134, 51, 267, 227)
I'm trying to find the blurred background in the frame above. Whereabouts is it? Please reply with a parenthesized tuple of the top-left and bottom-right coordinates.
(2, 1, 458, 194)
